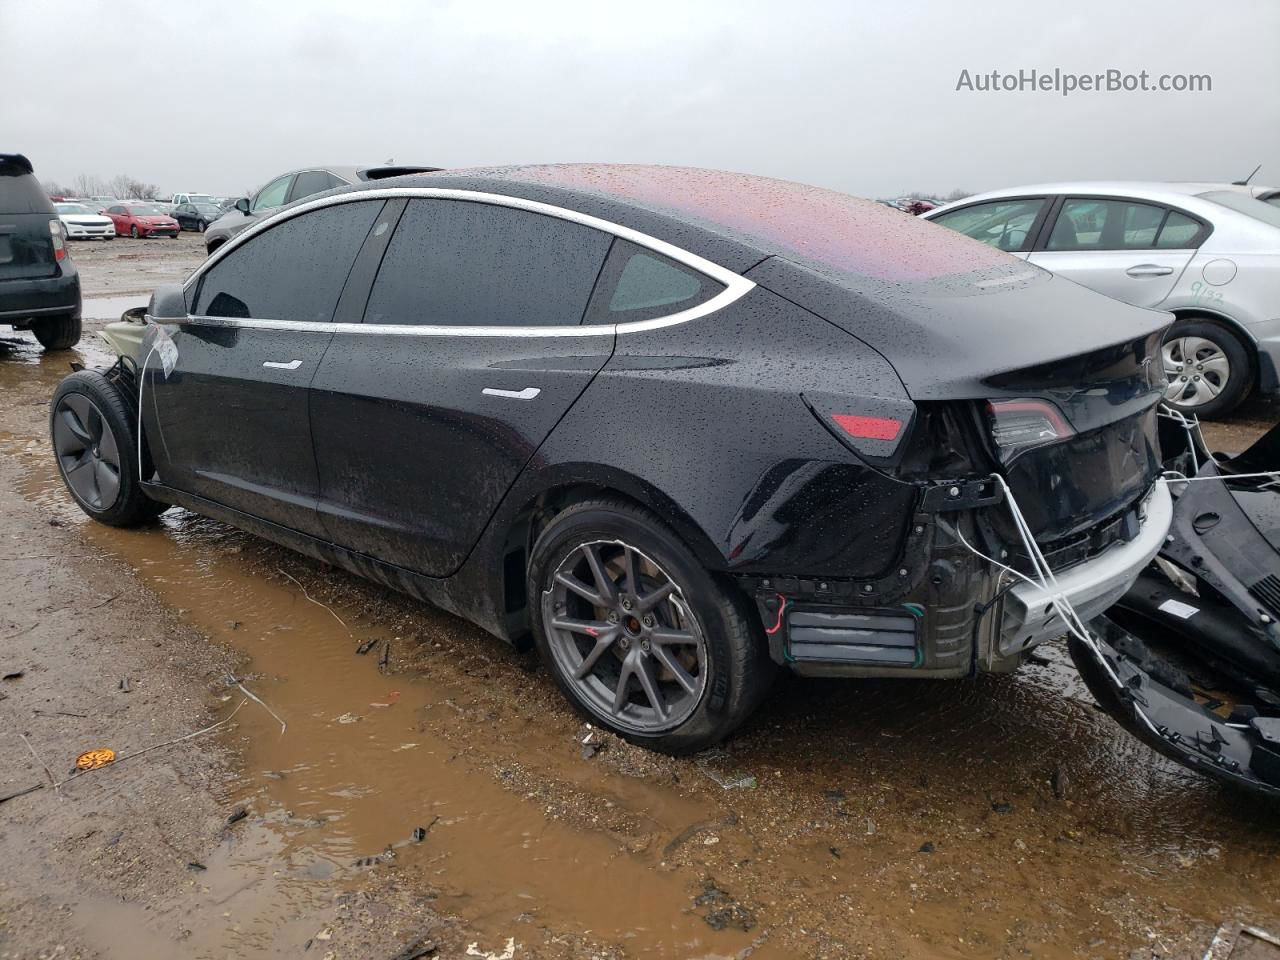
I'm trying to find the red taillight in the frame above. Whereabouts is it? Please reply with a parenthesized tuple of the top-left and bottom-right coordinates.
(49, 219, 67, 261)
(986, 398, 1073, 459)
(831, 413, 903, 441)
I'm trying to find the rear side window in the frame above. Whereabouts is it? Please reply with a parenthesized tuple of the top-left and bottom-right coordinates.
(929, 198, 1045, 252)
(194, 200, 383, 322)
(1047, 198, 1180, 251)
(1155, 211, 1202, 248)
(584, 239, 723, 324)
(289, 170, 337, 203)
(0, 157, 54, 215)
(364, 199, 611, 327)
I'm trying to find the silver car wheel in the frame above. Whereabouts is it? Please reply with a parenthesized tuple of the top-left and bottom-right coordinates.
(1162, 336, 1231, 409)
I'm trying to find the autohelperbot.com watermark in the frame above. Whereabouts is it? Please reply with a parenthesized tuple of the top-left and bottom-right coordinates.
(955, 68, 1211, 96)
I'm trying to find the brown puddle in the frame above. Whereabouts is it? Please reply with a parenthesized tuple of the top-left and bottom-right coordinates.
(0, 338, 765, 959)
(9, 331, 1280, 958)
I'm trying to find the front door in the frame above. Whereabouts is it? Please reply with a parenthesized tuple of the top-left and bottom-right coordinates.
(309, 196, 616, 576)
(145, 198, 385, 535)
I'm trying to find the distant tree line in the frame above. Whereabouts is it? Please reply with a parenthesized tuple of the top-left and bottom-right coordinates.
(40, 173, 161, 200)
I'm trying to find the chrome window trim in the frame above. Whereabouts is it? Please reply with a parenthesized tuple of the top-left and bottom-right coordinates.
(182, 187, 755, 336)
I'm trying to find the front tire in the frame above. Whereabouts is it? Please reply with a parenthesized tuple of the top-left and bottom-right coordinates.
(31, 313, 81, 350)
(130, 225, 139, 239)
(1162, 318, 1251, 419)
(50, 371, 167, 527)
(528, 498, 774, 754)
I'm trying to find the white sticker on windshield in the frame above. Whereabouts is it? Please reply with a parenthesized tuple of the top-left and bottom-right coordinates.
(1158, 598, 1199, 620)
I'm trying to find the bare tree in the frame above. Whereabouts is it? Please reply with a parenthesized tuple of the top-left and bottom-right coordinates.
(41, 179, 74, 198)
(942, 188, 971, 202)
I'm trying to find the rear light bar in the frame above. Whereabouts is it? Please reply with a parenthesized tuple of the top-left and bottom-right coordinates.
(986, 398, 1074, 460)
(49, 218, 67, 261)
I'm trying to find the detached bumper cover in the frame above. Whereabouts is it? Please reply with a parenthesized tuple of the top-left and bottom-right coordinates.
(1000, 482, 1172, 654)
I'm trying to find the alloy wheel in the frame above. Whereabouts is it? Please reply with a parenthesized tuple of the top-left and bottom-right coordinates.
(52, 394, 121, 511)
(543, 539, 708, 734)
(1163, 336, 1231, 408)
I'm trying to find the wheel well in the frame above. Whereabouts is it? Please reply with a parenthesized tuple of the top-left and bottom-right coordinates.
(495, 482, 723, 643)
(1167, 309, 1258, 383)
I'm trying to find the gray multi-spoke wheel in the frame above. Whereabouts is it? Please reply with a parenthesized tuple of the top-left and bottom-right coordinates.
(53, 393, 121, 511)
(50, 371, 168, 527)
(529, 499, 775, 753)
(544, 539, 708, 734)
(1160, 319, 1251, 419)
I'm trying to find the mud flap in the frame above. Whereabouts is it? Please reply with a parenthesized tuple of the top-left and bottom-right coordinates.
(1070, 616, 1280, 799)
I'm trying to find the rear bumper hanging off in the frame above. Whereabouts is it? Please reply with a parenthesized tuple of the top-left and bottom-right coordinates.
(999, 482, 1172, 656)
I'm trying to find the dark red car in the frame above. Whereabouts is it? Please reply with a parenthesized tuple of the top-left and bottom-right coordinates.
(105, 202, 180, 239)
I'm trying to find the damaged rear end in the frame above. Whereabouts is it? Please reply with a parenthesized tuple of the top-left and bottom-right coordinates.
(744, 254, 1174, 677)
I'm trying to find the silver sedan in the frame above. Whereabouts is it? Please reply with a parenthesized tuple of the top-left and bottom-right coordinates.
(925, 181, 1280, 417)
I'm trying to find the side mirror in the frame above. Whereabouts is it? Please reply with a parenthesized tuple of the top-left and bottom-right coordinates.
(120, 306, 147, 324)
(148, 284, 187, 321)
(235, 197, 250, 215)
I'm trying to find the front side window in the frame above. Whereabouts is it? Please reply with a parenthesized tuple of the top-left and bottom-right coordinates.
(364, 199, 611, 327)
(929, 198, 1046, 252)
(584, 239, 723, 324)
(194, 200, 383, 322)
(1047, 198, 1172, 251)
(252, 175, 292, 213)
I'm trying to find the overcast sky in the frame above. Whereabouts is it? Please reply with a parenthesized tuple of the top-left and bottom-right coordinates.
(3, 0, 1278, 199)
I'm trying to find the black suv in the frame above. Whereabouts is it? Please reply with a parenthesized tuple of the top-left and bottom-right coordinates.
(0, 154, 81, 350)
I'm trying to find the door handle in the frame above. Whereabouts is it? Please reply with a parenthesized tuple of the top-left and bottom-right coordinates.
(263, 359, 303, 370)
(482, 386, 540, 401)
(1126, 264, 1174, 278)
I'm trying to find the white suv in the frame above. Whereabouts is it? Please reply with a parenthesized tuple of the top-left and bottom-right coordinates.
(925, 182, 1280, 417)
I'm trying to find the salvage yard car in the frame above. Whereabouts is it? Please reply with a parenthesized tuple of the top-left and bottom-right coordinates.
(105, 201, 180, 239)
(204, 163, 442, 254)
(50, 164, 1174, 755)
(53, 201, 115, 240)
(925, 182, 1280, 418)
(0, 153, 81, 349)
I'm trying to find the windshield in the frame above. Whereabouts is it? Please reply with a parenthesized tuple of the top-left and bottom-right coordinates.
(55, 203, 93, 214)
(193, 203, 219, 214)
(1199, 190, 1280, 230)
(186, 194, 214, 204)
(128, 204, 167, 215)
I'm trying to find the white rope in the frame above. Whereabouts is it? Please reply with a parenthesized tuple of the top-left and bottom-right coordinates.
(952, 472, 1165, 737)
(136, 342, 160, 482)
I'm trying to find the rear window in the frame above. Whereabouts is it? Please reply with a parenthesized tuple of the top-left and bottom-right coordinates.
(0, 156, 54, 215)
(1199, 190, 1280, 229)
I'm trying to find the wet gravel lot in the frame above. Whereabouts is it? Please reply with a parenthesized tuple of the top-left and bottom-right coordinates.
(2, 233, 1279, 959)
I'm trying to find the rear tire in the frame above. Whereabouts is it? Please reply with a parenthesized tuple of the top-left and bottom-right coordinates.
(31, 313, 81, 350)
(528, 498, 774, 754)
(50, 371, 167, 527)
(1161, 318, 1251, 419)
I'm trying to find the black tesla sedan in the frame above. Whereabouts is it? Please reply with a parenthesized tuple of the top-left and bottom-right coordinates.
(50, 164, 1173, 752)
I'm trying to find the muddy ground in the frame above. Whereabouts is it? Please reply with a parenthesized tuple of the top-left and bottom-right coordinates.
(2, 234, 1280, 960)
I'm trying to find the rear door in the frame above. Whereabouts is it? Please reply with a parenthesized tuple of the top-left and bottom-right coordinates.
(309, 196, 615, 576)
(147, 198, 385, 535)
(1028, 197, 1204, 306)
(287, 170, 342, 204)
